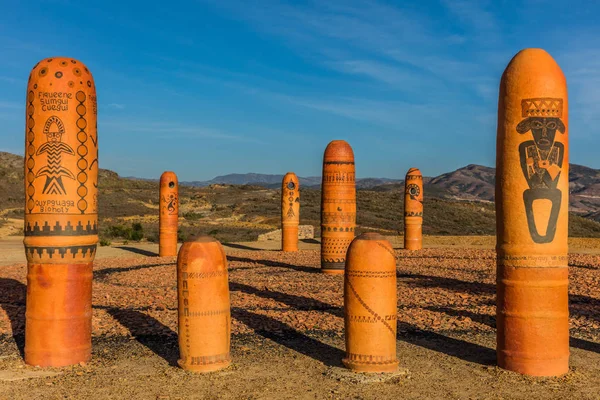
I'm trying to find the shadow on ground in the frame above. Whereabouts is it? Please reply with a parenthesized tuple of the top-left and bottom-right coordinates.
(115, 246, 159, 257)
(94, 262, 173, 280)
(231, 307, 344, 367)
(231, 280, 497, 365)
(0, 278, 25, 358)
(104, 307, 178, 366)
(228, 256, 319, 274)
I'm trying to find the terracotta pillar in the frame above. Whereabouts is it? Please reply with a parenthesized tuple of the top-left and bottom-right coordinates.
(496, 48, 569, 376)
(159, 171, 178, 257)
(24, 57, 98, 367)
(343, 233, 398, 372)
(321, 140, 356, 274)
(177, 236, 231, 372)
(404, 168, 423, 250)
(281, 172, 300, 252)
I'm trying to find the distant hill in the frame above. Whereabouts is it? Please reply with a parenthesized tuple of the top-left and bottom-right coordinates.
(182, 173, 402, 189)
(428, 164, 495, 202)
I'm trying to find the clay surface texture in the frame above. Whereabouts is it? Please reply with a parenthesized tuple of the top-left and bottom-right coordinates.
(177, 237, 232, 373)
(23, 57, 98, 367)
(404, 168, 423, 250)
(159, 171, 178, 257)
(495, 48, 569, 376)
(281, 172, 300, 252)
(343, 233, 398, 373)
(320, 140, 356, 274)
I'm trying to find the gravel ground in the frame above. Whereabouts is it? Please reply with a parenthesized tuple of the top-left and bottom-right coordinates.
(0, 247, 599, 399)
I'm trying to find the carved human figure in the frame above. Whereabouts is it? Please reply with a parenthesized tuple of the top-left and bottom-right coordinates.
(517, 101, 565, 243)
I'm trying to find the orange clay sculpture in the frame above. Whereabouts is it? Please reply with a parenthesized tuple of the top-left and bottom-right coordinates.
(343, 233, 398, 373)
(321, 140, 356, 274)
(177, 236, 232, 372)
(23, 57, 98, 367)
(159, 171, 178, 257)
(496, 48, 569, 376)
(404, 168, 423, 250)
(281, 172, 300, 252)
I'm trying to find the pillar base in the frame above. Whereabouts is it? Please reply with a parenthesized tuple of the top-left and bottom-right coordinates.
(342, 357, 399, 373)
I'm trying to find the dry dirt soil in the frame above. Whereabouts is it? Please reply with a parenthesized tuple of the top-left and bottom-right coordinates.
(0, 239, 600, 399)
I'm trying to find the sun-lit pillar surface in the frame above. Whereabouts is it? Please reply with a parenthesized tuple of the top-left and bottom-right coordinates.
(343, 233, 398, 372)
(177, 236, 231, 373)
(159, 171, 178, 257)
(320, 140, 356, 274)
(403, 168, 423, 250)
(496, 48, 569, 376)
(24, 57, 98, 367)
(281, 172, 300, 252)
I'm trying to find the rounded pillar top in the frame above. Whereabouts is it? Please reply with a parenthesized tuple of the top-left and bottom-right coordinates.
(283, 172, 299, 181)
(178, 236, 226, 266)
(187, 235, 218, 244)
(28, 57, 95, 89)
(502, 48, 565, 92)
(160, 171, 178, 185)
(406, 168, 422, 177)
(356, 232, 386, 241)
(323, 140, 354, 162)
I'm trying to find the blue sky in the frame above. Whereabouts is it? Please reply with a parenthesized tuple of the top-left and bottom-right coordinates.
(0, 0, 599, 180)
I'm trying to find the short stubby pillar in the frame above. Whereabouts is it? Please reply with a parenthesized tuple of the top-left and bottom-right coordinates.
(177, 236, 232, 373)
(23, 57, 98, 367)
(343, 233, 398, 373)
(281, 172, 300, 252)
(496, 48, 569, 377)
(159, 171, 178, 257)
(321, 140, 356, 274)
(404, 168, 423, 250)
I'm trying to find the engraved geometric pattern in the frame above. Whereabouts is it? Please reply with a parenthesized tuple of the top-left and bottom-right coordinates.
(26, 90, 36, 212)
(75, 91, 88, 213)
(521, 98, 563, 118)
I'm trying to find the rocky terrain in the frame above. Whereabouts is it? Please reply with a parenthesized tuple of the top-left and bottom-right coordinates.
(0, 245, 599, 399)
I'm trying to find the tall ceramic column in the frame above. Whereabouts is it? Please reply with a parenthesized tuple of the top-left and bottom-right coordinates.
(320, 140, 356, 274)
(496, 48, 569, 376)
(24, 57, 98, 367)
(343, 233, 398, 372)
(177, 236, 231, 372)
(159, 171, 178, 256)
(403, 168, 423, 250)
(281, 172, 300, 252)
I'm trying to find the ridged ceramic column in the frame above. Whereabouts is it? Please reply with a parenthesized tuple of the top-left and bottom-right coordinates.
(281, 172, 300, 252)
(321, 140, 356, 274)
(343, 233, 398, 372)
(496, 48, 569, 376)
(177, 236, 231, 373)
(24, 57, 98, 367)
(403, 168, 423, 250)
(159, 171, 178, 257)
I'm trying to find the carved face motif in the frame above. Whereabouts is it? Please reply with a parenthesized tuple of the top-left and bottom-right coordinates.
(46, 130, 62, 142)
(517, 117, 565, 151)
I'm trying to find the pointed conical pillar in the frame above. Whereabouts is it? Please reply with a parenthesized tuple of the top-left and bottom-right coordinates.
(24, 57, 98, 367)
(496, 48, 569, 376)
